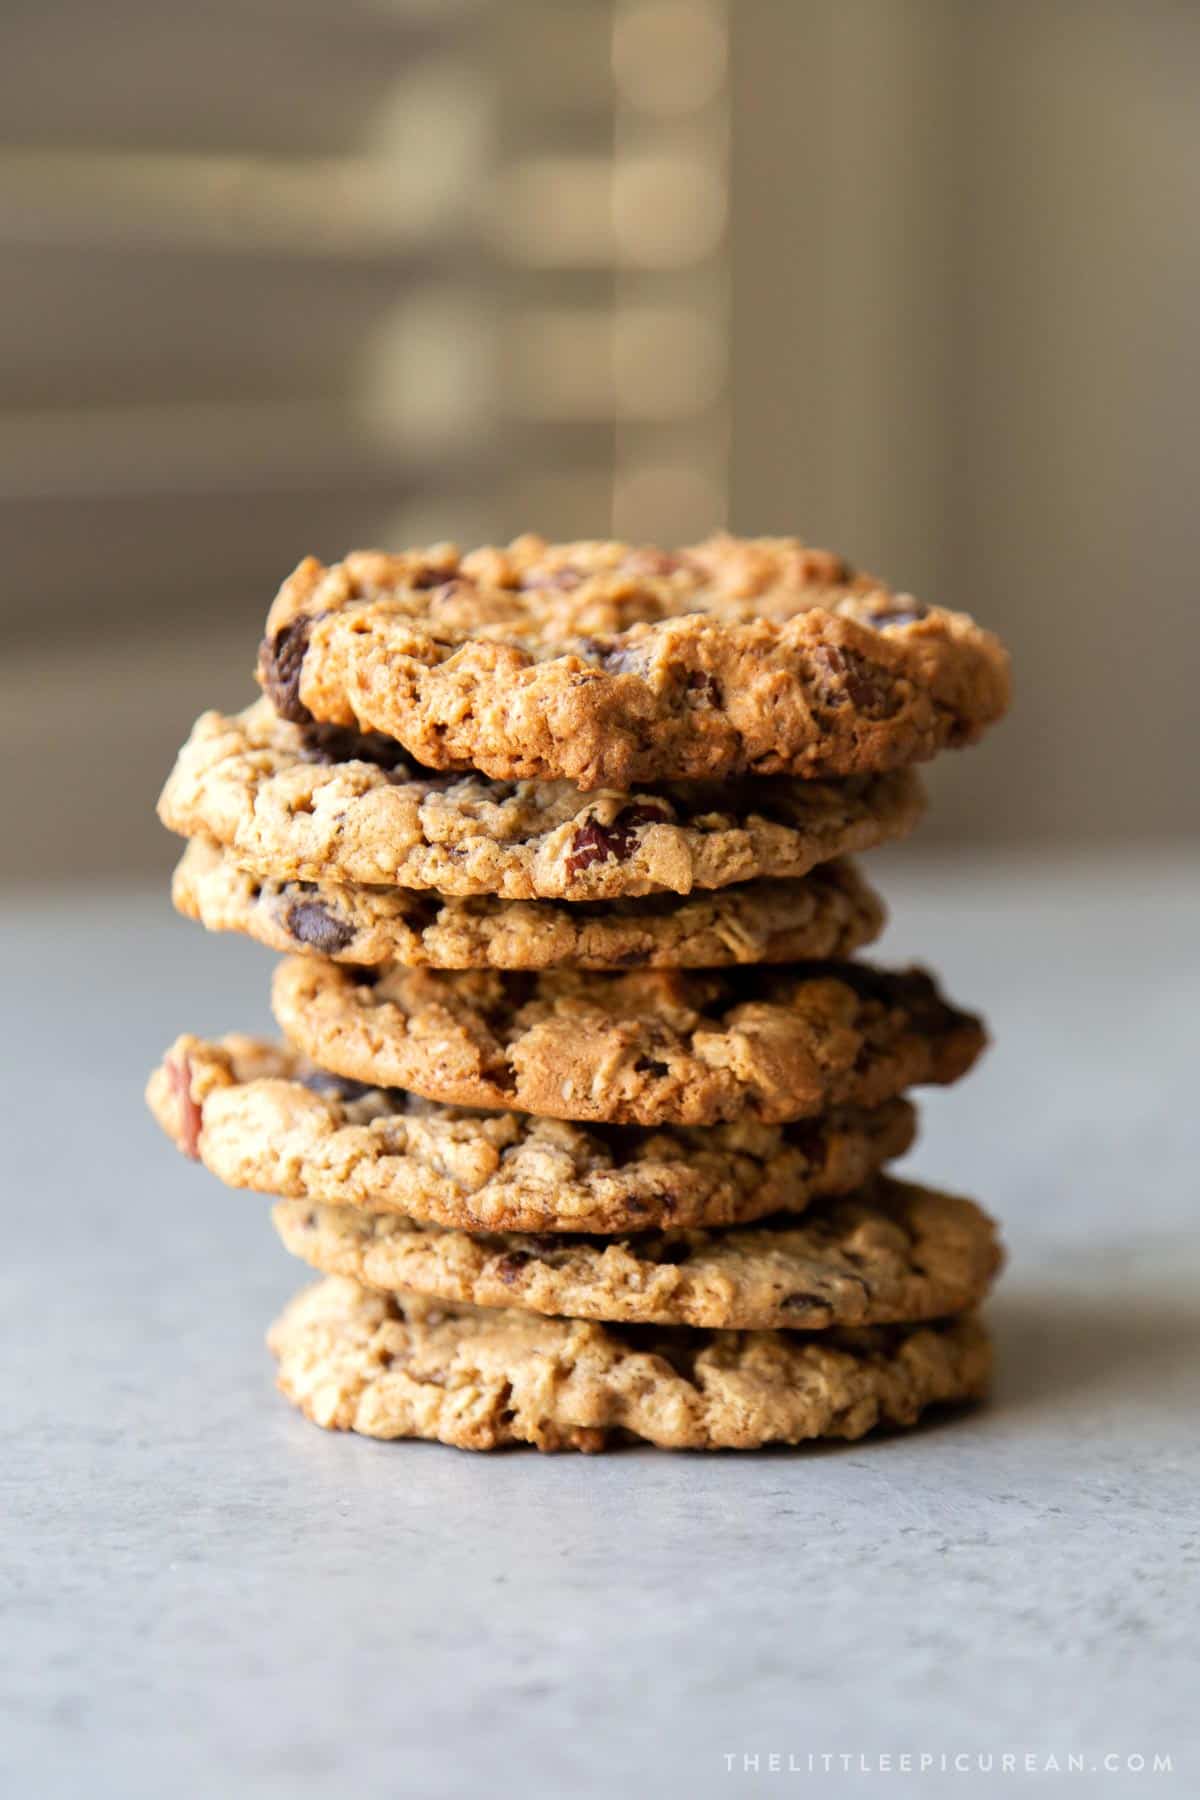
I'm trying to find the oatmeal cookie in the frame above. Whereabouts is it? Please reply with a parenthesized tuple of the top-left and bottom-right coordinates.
(269, 959, 986, 1127)
(158, 701, 925, 899)
(147, 1033, 916, 1233)
(269, 1276, 992, 1452)
(256, 533, 1009, 788)
(172, 839, 885, 970)
(271, 1177, 1002, 1332)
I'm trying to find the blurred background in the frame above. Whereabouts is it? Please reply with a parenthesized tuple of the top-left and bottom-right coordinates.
(2, 0, 1197, 884)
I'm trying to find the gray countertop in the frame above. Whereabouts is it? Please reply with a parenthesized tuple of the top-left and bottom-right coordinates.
(4, 851, 1198, 1799)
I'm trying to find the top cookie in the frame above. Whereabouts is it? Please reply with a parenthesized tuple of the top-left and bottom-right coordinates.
(256, 534, 1010, 789)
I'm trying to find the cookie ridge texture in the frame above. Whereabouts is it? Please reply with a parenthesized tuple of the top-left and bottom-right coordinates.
(271, 1176, 1003, 1332)
(268, 1276, 992, 1452)
(158, 700, 926, 899)
(172, 839, 885, 970)
(256, 533, 1010, 788)
(270, 959, 986, 1127)
(147, 1034, 917, 1233)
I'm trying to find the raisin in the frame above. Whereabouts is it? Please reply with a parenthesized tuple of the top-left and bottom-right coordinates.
(633, 1056, 670, 1078)
(564, 804, 668, 877)
(284, 899, 356, 955)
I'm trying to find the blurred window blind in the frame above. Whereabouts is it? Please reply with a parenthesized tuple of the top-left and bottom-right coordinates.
(0, 0, 730, 882)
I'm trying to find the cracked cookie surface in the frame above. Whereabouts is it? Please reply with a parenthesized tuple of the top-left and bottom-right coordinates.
(272, 1177, 1002, 1332)
(147, 1034, 916, 1233)
(269, 1276, 992, 1452)
(158, 701, 925, 899)
(173, 838, 885, 970)
(270, 960, 986, 1127)
(256, 533, 1010, 789)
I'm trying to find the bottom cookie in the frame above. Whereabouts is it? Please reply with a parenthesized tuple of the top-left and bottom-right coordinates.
(268, 1276, 991, 1453)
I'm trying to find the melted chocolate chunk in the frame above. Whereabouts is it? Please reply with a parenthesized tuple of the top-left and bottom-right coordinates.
(809, 644, 898, 717)
(284, 899, 356, 955)
(259, 617, 316, 724)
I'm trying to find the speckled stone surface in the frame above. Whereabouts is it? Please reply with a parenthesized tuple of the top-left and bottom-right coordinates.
(3, 855, 1198, 1799)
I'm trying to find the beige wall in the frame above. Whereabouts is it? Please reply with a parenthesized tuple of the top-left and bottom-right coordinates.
(731, 0, 1200, 846)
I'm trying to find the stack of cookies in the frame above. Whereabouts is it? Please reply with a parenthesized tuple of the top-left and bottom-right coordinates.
(148, 534, 1010, 1453)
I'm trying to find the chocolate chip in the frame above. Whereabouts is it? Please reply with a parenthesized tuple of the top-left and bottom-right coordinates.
(166, 1054, 202, 1161)
(564, 804, 669, 877)
(259, 617, 316, 724)
(809, 645, 898, 717)
(284, 899, 356, 955)
(843, 662, 894, 714)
